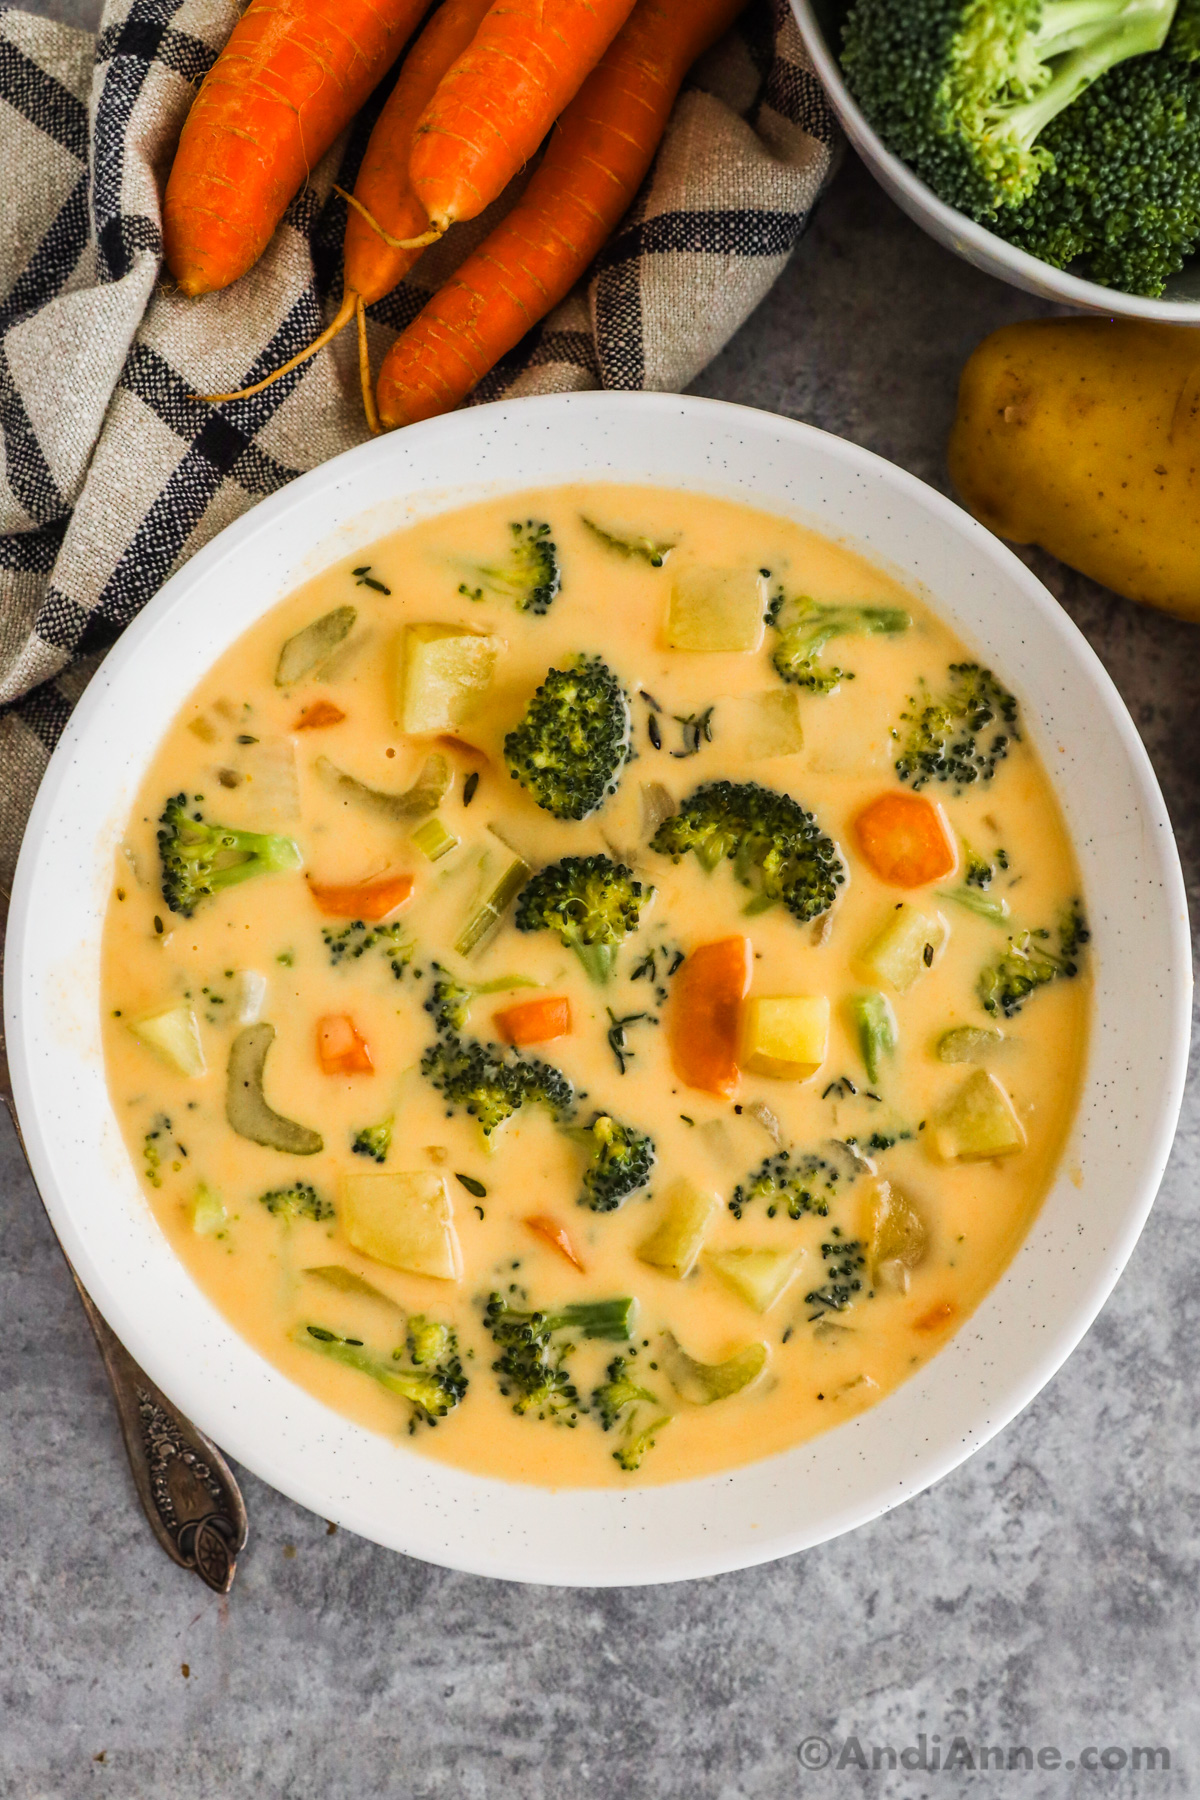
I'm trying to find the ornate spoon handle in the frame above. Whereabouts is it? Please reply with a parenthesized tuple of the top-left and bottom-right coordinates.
(0, 893, 248, 1592)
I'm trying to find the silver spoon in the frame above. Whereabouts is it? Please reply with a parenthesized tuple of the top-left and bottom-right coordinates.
(0, 889, 248, 1592)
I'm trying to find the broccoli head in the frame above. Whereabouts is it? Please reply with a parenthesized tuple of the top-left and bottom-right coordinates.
(894, 663, 1020, 791)
(514, 855, 653, 983)
(259, 1181, 334, 1222)
(297, 1323, 467, 1428)
(978, 901, 1090, 1016)
(420, 1033, 574, 1137)
(730, 1149, 844, 1221)
(483, 1292, 636, 1420)
(458, 519, 561, 614)
(590, 1354, 660, 1430)
(805, 1238, 868, 1317)
(351, 1117, 393, 1163)
(157, 793, 301, 917)
(993, 0, 1200, 294)
(570, 1112, 656, 1212)
(504, 656, 631, 820)
(650, 780, 844, 924)
(768, 593, 910, 693)
(841, 0, 1180, 222)
(323, 919, 414, 980)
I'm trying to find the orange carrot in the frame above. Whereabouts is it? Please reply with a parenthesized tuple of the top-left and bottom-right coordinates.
(668, 936, 752, 1099)
(406, 0, 640, 240)
(494, 995, 572, 1046)
(524, 1214, 585, 1271)
(317, 1014, 374, 1074)
(855, 792, 957, 888)
(308, 874, 414, 920)
(378, 0, 745, 427)
(294, 700, 347, 730)
(164, 0, 429, 298)
(913, 1301, 957, 1333)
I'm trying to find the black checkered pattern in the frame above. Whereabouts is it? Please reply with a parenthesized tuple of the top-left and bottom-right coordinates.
(0, 0, 837, 877)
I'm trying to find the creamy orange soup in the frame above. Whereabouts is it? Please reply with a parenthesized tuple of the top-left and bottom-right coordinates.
(100, 484, 1089, 1488)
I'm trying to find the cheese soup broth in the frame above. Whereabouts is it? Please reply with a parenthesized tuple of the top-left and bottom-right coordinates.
(100, 484, 1088, 1487)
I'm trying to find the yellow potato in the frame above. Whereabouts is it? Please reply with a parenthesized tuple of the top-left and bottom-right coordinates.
(948, 319, 1200, 620)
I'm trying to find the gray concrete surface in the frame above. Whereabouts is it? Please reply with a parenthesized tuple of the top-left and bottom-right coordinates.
(3, 27, 1199, 1796)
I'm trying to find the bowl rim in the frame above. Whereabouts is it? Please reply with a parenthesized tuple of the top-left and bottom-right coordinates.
(4, 390, 1191, 1585)
(790, 0, 1200, 322)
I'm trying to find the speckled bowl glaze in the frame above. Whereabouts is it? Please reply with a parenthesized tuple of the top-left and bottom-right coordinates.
(5, 394, 1189, 1585)
(791, 0, 1200, 319)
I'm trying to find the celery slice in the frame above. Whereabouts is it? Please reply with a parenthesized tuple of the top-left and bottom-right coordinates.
(660, 1331, 768, 1403)
(225, 1023, 322, 1154)
(455, 848, 530, 958)
(275, 606, 356, 686)
(317, 753, 450, 822)
(411, 815, 461, 862)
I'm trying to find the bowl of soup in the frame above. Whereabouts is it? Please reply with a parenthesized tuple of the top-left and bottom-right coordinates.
(4, 394, 1189, 1584)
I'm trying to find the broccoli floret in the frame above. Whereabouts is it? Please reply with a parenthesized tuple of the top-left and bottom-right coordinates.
(351, 1116, 393, 1163)
(142, 1113, 172, 1189)
(458, 520, 561, 614)
(323, 919, 414, 980)
(805, 1236, 868, 1317)
(514, 855, 653, 983)
(894, 663, 1020, 792)
(422, 963, 540, 1034)
(590, 1354, 660, 1430)
(994, 0, 1200, 294)
(978, 901, 1089, 1016)
(504, 656, 631, 820)
(157, 793, 301, 917)
(297, 1323, 466, 1428)
(483, 1292, 636, 1419)
(650, 780, 844, 924)
(259, 1181, 333, 1222)
(420, 1033, 574, 1137)
(612, 1413, 672, 1472)
(841, 0, 1179, 222)
(768, 593, 910, 693)
(730, 1148, 846, 1220)
(570, 1112, 656, 1212)
(963, 842, 1009, 887)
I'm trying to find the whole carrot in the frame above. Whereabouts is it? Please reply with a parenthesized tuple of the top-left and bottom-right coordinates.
(377, 0, 746, 427)
(405, 0, 640, 242)
(164, 0, 429, 297)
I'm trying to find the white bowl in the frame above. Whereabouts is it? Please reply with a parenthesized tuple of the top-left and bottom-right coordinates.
(791, 0, 1200, 319)
(4, 394, 1190, 1585)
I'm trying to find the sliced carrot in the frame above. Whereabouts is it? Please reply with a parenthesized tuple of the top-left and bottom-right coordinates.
(308, 875, 414, 921)
(855, 792, 957, 888)
(407, 0, 639, 238)
(317, 1014, 374, 1074)
(494, 995, 572, 1046)
(163, 0, 428, 297)
(669, 936, 752, 1099)
(524, 1214, 586, 1272)
(378, 0, 747, 427)
(294, 700, 346, 731)
(913, 1301, 957, 1333)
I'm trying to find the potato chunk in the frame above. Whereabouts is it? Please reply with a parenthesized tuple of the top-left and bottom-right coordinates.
(340, 1171, 462, 1280)
(666, 567, 767, 652)
(858, 904, 948, 994)
(933, 1070, 1025, 1162)
(742, 995, 829, 1080)
(637, 1177, 720, 1279)
(127, 1002, 205, 1077)
(706, 1245, 806, 1313)
(722, 689, 804, 759)
(862, 1179, 927, 1292)
(396, 624, 499, 733)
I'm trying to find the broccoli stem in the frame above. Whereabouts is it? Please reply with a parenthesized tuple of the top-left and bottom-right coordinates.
(852, 992, 897, 1084)
(572, 938, 619, 985)
(1002, 0, 1178, 150)
(294, 1327, 456, 1418)
(544, 1298, 637, 1341)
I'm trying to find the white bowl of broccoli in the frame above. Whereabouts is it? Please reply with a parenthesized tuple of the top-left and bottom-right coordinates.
(792, 0, 1200, 314)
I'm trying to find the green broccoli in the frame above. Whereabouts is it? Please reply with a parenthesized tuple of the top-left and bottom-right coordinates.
(259, 1182, 334, 1222)
(458, 520, 561, 614)
(322, 919, 414, 980)
(841, 0, 1179, 222)
(483, 1292, 636, 1420)
(157, 793, 302, 917)
(504, 656, 631, 820)
(994, 0, 1200, 294)
(420, 1033, 574, 1137)
(978, 901, 1089, 1016)
(730, 1149, 846, 1221)
(351, 1116, 393, 1163)
(963, 843, 1009, 887)
(570, 1112, 656, 1212)
(590, 1355, 660, 1429)
(612, 1413, 673, 1472)
(514, 855, 653, 983)
(894, 663, 1020, 792)
(767, 593, 910, 693)
(805, 1236, 868, 1317)
(650, 780, 844, 924)
(423, 963, 539, 1035)
(296, 1323, 467, 1429)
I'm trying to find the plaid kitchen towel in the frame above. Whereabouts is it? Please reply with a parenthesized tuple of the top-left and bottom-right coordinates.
(0, 0, 839, 885)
